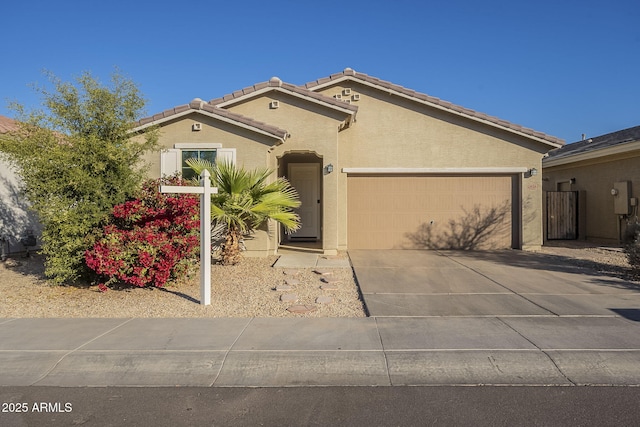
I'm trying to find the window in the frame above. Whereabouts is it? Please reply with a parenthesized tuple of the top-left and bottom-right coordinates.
(181, 149, 216, 179)
(160, 144, 236, 178)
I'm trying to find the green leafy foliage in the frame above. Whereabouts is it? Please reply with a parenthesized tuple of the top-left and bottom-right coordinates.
(0, 70, 158, 284)
(186, 159, 301, 265)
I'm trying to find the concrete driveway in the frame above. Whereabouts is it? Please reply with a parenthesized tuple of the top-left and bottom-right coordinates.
(346, 249, 640, 386)
(349, 249, 640, 318)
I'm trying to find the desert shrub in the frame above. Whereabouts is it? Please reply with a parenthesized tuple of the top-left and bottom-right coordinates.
(625, 222, 640, 275)
(0, 70, 157, 284)
(84, 176, 200, 289)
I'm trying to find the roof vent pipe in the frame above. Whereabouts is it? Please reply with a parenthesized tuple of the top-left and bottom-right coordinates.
(581, 133, 586, 141)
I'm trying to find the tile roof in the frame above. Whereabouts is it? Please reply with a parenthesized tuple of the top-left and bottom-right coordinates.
(0, 115, 19, 133)
(303, 68, 564, 148)
(545, 125, 640, 161)
(209, 77, 358, 114)
(137, 69, 563, 148)
(135, 99, 289, 141)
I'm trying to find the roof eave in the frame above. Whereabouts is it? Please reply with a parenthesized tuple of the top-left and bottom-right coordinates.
(307, 74, 563, 149)
(543, 139, 640, 168)
(130, 108, 288, 144)
(215, 86, 357, 117)
(131, 109, 193, 132)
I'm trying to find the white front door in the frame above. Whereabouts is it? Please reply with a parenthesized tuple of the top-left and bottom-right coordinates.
(288, 163, 320, 239)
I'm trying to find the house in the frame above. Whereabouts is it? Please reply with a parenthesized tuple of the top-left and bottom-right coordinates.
(543, 125, 640, 243)
(0, 115, 42, 255)
(134, 68, 563, 255)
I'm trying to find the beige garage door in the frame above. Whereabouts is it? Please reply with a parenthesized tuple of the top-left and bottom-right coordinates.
(347, 175, 516, 250)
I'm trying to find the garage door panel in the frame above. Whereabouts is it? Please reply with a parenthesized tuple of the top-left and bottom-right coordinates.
(347, 175, 515, 250)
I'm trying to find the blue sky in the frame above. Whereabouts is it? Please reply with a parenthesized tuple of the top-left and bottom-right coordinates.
(1, 0, 638, 144)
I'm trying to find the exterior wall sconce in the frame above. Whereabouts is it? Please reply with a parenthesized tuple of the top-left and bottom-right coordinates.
(528, 168, 538, 177)
(324, 164, 334, 174)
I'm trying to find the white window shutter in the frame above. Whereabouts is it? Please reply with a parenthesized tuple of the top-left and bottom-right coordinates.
(216, 148, 236, 164)
(160, 149, 181, 176)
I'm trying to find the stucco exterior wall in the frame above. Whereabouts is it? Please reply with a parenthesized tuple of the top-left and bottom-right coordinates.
(140, 112, 276, 178)
(543, 151, 640, 242)
(0, 159, 42, 254)
(139, 112, 281, 255)
(316, 82, 549, 250)
(138, 81, 557, 255)
(225, 93, 346, 254)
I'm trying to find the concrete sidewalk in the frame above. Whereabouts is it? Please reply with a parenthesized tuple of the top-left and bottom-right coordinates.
(1, 316, 640, 387)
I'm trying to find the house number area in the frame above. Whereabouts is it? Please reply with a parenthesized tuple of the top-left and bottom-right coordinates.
(2, 402, 73, 413)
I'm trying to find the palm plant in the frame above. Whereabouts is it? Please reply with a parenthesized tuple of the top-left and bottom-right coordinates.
(186, 158, 301, 265)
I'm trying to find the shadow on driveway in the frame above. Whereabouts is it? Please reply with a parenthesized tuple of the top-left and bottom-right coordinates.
(441, 249, 640, 292)
(610, 309, 640, 322)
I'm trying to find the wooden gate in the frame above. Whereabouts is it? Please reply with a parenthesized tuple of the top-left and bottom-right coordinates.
(547, 191, 579, 240)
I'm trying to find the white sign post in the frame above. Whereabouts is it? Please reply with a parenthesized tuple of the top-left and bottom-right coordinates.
(160, 169, 217, 305)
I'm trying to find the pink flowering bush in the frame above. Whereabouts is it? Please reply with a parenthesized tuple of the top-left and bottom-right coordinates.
(85, 176, 200, 289)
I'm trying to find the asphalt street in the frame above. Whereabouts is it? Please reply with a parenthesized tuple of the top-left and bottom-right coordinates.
(2, 386, 640, 426)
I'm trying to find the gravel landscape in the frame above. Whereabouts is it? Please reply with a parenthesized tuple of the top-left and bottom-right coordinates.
(0, 243, 636, 318)
(540, 240, 635, 278)
(0, 253, 367, 318)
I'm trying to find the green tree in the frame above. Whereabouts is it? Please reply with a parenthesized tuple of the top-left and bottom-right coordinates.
(0, 70, 158, 284)
(186, 159, 301, 265)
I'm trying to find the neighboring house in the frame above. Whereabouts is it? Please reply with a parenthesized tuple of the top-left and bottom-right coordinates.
(0, 115, 42, 255)
(134, 68, 563, 255)
(543, 125, 640, 243)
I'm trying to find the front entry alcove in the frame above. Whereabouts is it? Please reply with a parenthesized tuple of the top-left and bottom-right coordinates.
(278, 152, 323, 251)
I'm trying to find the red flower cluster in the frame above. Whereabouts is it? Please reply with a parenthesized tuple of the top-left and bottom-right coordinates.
(85, 176, 201, 289)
